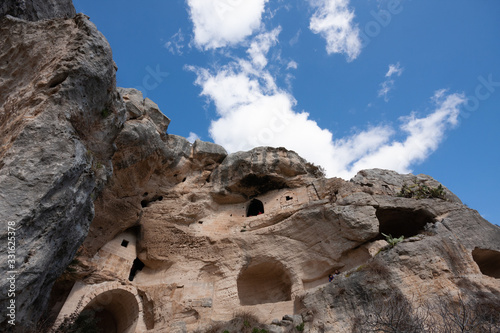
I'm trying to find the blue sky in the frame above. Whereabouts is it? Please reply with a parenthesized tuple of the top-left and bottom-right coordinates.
(73, 0, 500, 226)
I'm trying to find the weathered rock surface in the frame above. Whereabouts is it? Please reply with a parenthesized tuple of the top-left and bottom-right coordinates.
(1, 2, 500, 333)
(0, 12, 124, 330)
(0, 0, 75, 21)
(58, 150, 500, 332)
(210, 146, 319, 203)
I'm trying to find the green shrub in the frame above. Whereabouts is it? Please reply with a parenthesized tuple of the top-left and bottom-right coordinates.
(381, 233, 404, 247)
(296, 322, 305, 331)
(397, 183, 446, 200)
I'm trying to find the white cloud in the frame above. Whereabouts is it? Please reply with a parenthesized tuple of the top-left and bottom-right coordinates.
(164, 28, 186, 55)
(187, 0, 268, 49)
(308, 0, 362, 61)
(342, 90, 465, 177)
(247, 27, 281, 69)
(386, 62, 404, 77)
(187, 132, 200, 143)
(378, 62, 404, 101)
(189, 31, 465, 180)
(287, 60, 298, 70)
(378, 79, 395, 101)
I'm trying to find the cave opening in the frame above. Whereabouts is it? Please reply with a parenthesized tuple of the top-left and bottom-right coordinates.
(237, 259, 292, 305)
(376, 208, 435, 238)
(80, 288, 139, 333)
(472, 248, 500, 278)
(128, 257, 145, 281)
(247, 199, 264, 217)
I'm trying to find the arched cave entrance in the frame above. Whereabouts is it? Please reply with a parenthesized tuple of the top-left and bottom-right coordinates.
(237, 259, 292, 305)
(80, 288, 139, 333)
(376, 208, 435, 238)
(472, 248, 500, 278)
(247, 199, 264, 217)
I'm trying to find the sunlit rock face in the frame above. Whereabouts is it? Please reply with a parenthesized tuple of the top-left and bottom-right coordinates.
(1, 1, 499, 332)
(56, 140, 500, 333)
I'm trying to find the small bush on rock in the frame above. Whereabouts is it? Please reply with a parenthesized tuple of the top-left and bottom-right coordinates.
(398, 183, 446, 200)
(382, 233, 404, 248)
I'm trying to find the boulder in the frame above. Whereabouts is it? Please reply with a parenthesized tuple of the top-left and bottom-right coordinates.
(192, 139, 228, 166)
(210, 146, 320, 203)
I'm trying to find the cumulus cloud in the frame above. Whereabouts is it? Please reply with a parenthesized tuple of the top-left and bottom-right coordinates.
(187, 0, 268, 49)
(308, 0, 362, 61)
(188, 30, 465, 180)
(378, 62, 404, 101)
(247, 27, 281, 69)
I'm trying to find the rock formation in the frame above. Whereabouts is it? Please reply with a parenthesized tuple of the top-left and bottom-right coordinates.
(1, 1, 499, 333)
(0, 0, 75, 21)
(0, 6, 125, 330)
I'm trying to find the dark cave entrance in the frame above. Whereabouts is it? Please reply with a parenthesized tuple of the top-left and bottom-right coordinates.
(376, 208, 435, 238)
(128, 257, 145, 281)
(93, 308, 117, 333)
(247, 199, 264, 217)
(472, 248, 500, 278)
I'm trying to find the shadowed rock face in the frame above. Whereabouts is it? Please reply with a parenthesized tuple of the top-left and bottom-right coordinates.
(0, 12, 124, 329)
(237, 259, 292, 305)
(0, 0, 76, 21)
(2, 2, 500, 333)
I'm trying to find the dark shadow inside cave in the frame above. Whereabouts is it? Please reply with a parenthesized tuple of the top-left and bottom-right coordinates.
(128, 257, 145, 281)
(376, 208, 435, 238)
(247, 199, 264, 217)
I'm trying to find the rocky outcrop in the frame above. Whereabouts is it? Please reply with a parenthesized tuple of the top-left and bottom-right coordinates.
(351, 168, 462, 203)
(0, 0, 75, 21)
(61, 152, 500, 333)
(210, 146, 319, 203)
(1, 2, 499, 333)
(302, 201, 500, 332)
(0, 12, 124, 329)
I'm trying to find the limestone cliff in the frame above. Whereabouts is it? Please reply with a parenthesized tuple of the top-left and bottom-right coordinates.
(0, 7, 124, 330)
(1, 2, 499, 333)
